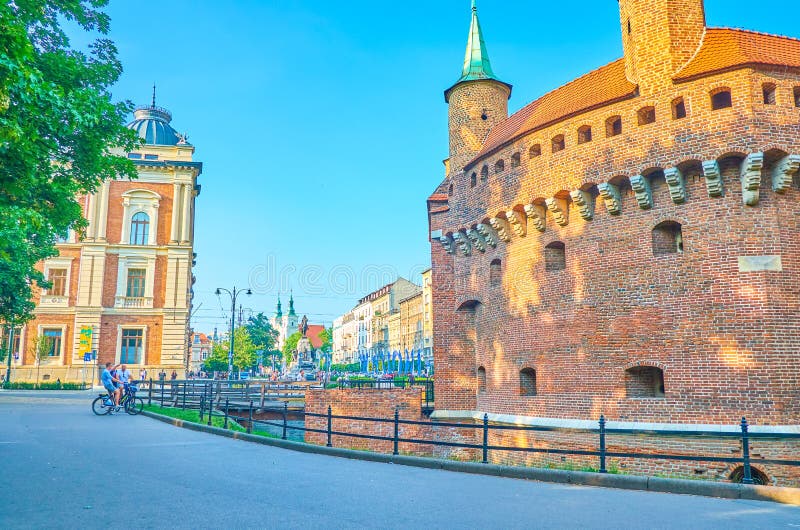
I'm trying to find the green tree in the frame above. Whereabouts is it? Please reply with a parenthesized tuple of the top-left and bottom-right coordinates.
(244, 313, 278, 352)
(0, 1, 139, 325)
(31, 335, 51, 388)
(204, 328, 257, 372)
(282, 332, 301, 366)
(318, 327, 333, 354)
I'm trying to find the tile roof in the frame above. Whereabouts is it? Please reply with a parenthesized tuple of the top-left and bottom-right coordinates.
(306, 324, 326, 349)
(470, 58, 637, 166)
(674, 28, 800, 81)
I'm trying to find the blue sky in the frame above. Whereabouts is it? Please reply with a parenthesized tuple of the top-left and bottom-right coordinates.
(90, 0, 798, 332)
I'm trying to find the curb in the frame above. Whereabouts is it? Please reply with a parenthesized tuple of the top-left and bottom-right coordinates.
(141, 410, 800, 506)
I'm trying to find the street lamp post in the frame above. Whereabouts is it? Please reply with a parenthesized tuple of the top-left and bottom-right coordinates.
(215, 286, 251, 378)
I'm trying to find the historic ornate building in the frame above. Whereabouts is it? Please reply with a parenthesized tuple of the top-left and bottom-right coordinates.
(270, 293, 299, 352)
(6, 97, 202, 382)
(428, 0, 800, 432)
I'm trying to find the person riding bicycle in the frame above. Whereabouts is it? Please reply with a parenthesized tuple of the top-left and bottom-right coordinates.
(117, 364, 138, 399)
(100, 362, 122, 413)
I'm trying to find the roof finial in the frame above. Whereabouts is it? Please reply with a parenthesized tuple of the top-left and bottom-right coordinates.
(151, 83, 156, 107)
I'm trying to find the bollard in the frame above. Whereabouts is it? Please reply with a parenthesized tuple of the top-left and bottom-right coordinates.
(599, 415, 607, 473)
(282, 401, 288, 440)
(247, 400, 253, 434)
(327, 405, 332, 447)
(393, 407, 399, 456)
(224, 399, 229, 430)
(741, 417, 753, 484)
(482, 413, 489, 464)
(148, 378, 153, 405)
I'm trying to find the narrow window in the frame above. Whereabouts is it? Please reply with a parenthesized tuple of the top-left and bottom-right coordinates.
(762, 83, 776, 105)
(652, 221, 683, 255)
(794, 86, 800, 107)
(577, 125, 592, 144)
(126, 268, 146, 298)
(144, 154, 158, 161)
(48, 268, 67, 297)
(121, 329, 144, 364)
(529, 144, 542, 158)
(671, 97, 687, 119)
(477, 366, 486, 393)
(480, 164, 489, 182)
(637, 106, 656, 125)
(511, 152, 521, 168)
(606, 116, 622, 137)
(489, 259, 501, 287)
(127, 153, 142, 159)
(520, 368, 537, 396)
(130, 212, 150, 245)
(494, 159, 505, 174)
(551, 135, 565, 153)
(544, 241, 566, 271)
(448, 183, 453, 196)
(711, 89, 732, 110)
(625, 366, 665, 398)
(42, 329, 63, 358)
(470, 172, 477, 188)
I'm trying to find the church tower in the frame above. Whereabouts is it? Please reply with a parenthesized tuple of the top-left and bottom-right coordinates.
(618, 0, 706, 94)
(287, 292, 298, 332)
(445, 1, 512, 175)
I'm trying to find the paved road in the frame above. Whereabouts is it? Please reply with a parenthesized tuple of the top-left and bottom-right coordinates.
(1, 393, 799, 529)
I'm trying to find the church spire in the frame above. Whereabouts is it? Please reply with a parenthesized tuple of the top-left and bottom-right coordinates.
(445, 1, 511, 102)
(288, 291, 296, 317)
(276, 294, 283, 318)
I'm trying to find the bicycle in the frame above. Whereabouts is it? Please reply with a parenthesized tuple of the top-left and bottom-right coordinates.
(91, 383, 144, 416)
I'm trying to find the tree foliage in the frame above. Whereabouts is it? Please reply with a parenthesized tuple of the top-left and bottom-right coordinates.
(282, 331, 301, 366)
(244, 312, 278, 352)
(203, 327, 257, 372)
(0, 0, 140, 324)
(318, 327, 333, 353)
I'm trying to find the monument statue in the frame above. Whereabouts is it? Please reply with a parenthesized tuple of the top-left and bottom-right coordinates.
(298, 315, 309, 338)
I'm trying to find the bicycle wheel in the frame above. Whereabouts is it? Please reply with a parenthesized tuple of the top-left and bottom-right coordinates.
(92, 396, 111, 416)
(125, 397, 144, 415)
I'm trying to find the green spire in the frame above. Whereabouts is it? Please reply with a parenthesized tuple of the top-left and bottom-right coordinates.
(276, 295, 282, 318)
(445, 1, 510, 102)
(288, 292, 296, 317)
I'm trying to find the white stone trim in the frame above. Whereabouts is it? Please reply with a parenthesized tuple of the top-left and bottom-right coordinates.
(35, 324, 67, 366)
(430, 410, 800, 434)
(116, 325, 148, 366)
(120, 189, 161, 246)
(41, 257, 74, 307)
(115, 252, 156, 309)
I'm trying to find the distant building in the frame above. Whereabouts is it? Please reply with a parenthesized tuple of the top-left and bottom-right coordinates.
(189, 332, 212, 373)
(269, 293, 298, 352)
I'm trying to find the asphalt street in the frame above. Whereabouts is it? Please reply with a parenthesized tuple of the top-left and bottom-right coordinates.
(1, 391, 799, 529)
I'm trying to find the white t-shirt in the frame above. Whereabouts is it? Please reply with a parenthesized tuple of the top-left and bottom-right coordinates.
(118, 369, 132, 383)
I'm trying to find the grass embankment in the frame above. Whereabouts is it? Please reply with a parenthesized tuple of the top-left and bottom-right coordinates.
(142, 404, 278, 439)
(2, 382, 89, 390)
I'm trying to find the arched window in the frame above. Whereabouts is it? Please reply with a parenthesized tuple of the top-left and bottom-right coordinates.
(489, 259, 501, 287)
(671, 97, 687, 119)
(470, 173, 477, 188)
(551, 135, 565, 153)
(510, 152, 521, 168)
(529, 144, 542, 158)
(606, 115, 622, 137)
(544, 241, 566, 271)
(729, 466, 770, 486)
(625, 366, 665, 398)
(480, 165, 489, 182)
(794, 86, 800, 108)
(637, 106, 656, 125)
(520, 368, 537, 396)
(652, 221, 683, 255)
(711, 88, 732, 110)
(130, 212, 150, 245)
(577, 125, 592, 144)
(477, 366, 486, 393)
(448, 183, 454, 196)
(494, 159, 505, 174)
(762, 83, 776, 105)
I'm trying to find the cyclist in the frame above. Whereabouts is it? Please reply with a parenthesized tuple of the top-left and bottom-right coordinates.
(100, 362, 121, 413)
(117, 364, 136, 400)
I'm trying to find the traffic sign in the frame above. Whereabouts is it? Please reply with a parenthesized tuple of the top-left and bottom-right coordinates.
(83, 353, 91, 362)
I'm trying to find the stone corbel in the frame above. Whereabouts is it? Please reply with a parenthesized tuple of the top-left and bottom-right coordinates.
(741, 152, 764, 206)
(629, 175, 653, 209)
(701, 160, 723, 197)
(475, 223, 499, 248)
(452, 231, 472, 256)
(597, 182, 622, 215)
(466, 228, 487, 252)
(569, 190, 594, 221)
(664, 167, 687, 204)
(488, 217, 511, 242)
(545, 198, 568, 226)
(505, 209, 527, 237)
(439, 235, 455, 254)
(772, 154, 800, 193)
(523, 204, 546, 232)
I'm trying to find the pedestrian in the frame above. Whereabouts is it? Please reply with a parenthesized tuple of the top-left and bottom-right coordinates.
(170, 370, 178, 380)
(139, 368, 147, 382)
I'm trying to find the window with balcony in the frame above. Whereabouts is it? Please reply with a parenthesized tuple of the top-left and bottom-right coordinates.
(126, 268, 146, 298)
(130, 212, 150, 245)
(120, 328, 144, 364)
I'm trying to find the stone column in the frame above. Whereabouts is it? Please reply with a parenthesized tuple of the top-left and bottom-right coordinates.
(97, 182, 110, 241)
(170, 183, 181, 243)
(85, 193, 96, 240)
(180, 184, 192, 244)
